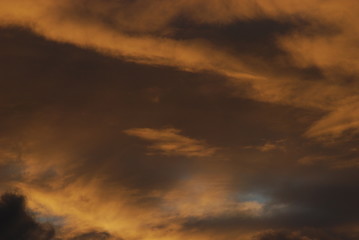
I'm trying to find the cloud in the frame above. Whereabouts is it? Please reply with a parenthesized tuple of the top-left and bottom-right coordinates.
(124, 128, 217, 157)
(0, 192, 55, 240)
(244, 140, 286, 152)
(0, 25, 357, 239)
(298, 155, 359, 169)
(305, 100, 359, 139)
(162, 174, 264, 218)
(253, 229, 353, 240)
(0, 192, 116, 240)
(69, 232, 113, 240)
(0, 0, 358, 140)
(0, 2, 359, 240)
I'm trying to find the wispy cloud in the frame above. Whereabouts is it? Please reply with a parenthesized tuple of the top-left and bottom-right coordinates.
(244, 140, 286, 152)
(1, 0, 358, 140)
(298, 154, 359, 169)
(305, 99, 359, 139)
(1, 1, 359, 240)
(124, 128, 217, 157)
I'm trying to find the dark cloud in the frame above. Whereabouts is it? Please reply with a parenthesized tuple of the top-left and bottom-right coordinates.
(0, 192, 55, 240)
(254, 229, 354, 240)
(266, 170, 359, 228)
(0, 192, 116, 240)
(179, 166, 359, 238)
(0, 27, 317, 193)
(69, 232, 112, 240)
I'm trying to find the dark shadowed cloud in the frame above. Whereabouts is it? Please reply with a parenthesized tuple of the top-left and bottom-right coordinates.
(0, 192, 55, 240)
(254, 229, 354, 240)
(69, 232, 112, 240)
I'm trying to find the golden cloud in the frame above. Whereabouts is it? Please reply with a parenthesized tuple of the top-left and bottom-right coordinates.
(124, 128, 217, 157)
(1, 0, 358, 140)
(1, 1, 359, 239)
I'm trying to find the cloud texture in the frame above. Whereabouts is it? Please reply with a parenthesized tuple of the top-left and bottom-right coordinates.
(1, 1, 359, 138)
(0, 1, 358, 240)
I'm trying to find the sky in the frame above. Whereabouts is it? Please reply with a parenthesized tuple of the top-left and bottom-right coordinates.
(0, 0, 358, 239)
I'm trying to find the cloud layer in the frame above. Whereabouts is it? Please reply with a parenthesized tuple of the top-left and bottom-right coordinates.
(1, 0, 359, 138)
(0, 1, 358, 240)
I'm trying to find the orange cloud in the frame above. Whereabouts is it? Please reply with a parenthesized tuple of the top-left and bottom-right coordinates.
(299, 154, 359, 169)
(305, 99, 359, 139)
(244, 140, 286, 152)
(1, 0, 358, 140)
(124, 128, 217, 157)
(1, 2, 359, 239)
(14, 167, 263, 240)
